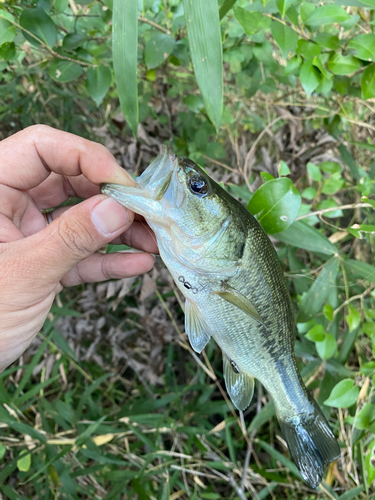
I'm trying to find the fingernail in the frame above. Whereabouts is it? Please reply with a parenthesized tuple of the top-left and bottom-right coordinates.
(113, 166, 137, 187)
(92, 197, 129, 234)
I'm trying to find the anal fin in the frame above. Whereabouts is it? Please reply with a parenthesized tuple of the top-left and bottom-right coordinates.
(185, 300, 211, 353)
(223, 355, 254, 411)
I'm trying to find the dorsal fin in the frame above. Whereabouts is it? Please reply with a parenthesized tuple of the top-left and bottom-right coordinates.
(214, 282, 263, 324)
(223, 355, 254, 411)
(185, 300, 211, 353)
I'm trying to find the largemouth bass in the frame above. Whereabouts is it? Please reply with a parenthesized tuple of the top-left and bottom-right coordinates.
(101, 147, 340, 488)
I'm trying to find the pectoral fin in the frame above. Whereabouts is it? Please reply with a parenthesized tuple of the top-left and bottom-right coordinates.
(185, 300, 211, 353)
(223, 355, 254, 411)
(214, 283, 263, 324)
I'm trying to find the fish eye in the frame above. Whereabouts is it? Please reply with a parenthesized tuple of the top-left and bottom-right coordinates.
(189, 177, 208, 197)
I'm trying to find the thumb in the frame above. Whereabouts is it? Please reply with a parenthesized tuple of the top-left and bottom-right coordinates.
(23, 195, 133, 285)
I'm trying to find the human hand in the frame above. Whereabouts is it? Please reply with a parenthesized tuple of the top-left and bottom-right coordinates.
(0, 125, 157, 372)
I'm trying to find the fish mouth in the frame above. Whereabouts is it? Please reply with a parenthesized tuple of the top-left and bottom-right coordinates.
(138, 145, 179, 200)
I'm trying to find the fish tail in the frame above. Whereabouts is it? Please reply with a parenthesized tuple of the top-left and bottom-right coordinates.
(278, 395, 340, 488)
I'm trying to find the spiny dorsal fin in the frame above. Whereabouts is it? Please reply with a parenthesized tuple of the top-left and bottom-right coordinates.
(185, 300, 211, 353)
(214, 282, 263, 324)
(223, 355, 254, 411)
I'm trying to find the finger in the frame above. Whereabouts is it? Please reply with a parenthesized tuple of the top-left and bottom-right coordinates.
(47, 208, 159, 254)
(27, 172, 100, 210)
(19, 195, 134, 286)
(0, 125, 135, 190)
(60, 252, 155, 287)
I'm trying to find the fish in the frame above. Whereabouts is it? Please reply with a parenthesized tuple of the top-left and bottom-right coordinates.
(101, 146, 340, 488)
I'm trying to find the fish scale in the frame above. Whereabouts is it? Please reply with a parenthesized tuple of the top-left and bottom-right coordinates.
(101, 146, 340, 489)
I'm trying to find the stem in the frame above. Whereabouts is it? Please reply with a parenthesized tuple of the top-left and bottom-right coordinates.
(296, 202, 373, 220)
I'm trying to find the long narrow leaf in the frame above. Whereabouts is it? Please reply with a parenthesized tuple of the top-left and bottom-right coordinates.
(183, 0, 223, 131)
(112, 0, 138, 137)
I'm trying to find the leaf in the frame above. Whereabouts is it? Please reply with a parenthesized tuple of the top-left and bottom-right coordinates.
(274, 221, 337, 255)
(362, 65, 375, 100)
(247, 177, 301, 234)
(328, 54, 362, 75)
(301, 187, 316, 200)
(324, 379, 359, 408)
(305, 324, 325, 342)
(234, 8, 266, 35)
(86, 66, 111, 106)
(0, 444, 6, 460)
(321, 174, 344, 195)
(344, 259, 375, 284)
(271, 21, 298, 58)
(276, 0, 294, 18)
(145, 32, 176, 69)
(305, 5, 351, 26)
(0, 42, 16, 60)
(348, 224, 375, 239)
(307, 162, 322, 182)
(361, 361, 375, 376)
(219, 0, 238, 20)
(348, 34, 375, 62)
(314, 33, 341, 51)
(19, 7, 57, 47)
(316, 333, 337, 360)
(278, 161, 290, 176)
(17, 452, 31, 473)
(49, 60, 83, 82)
(183, 0, 223, 131)
(112, 0, 138, 137)
(355, 403, 375, 430)
(0, 18, 15, 45)
(300, 257, 340, 317)
(300, 59, 321, 97)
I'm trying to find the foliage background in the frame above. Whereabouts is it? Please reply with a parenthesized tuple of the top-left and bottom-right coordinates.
(0, 0, 375, 498)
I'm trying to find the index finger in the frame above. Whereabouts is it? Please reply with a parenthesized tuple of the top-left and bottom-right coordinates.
(0, 125, 136, 190)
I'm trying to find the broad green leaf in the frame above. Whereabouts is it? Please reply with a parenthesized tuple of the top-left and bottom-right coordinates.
(0, 18, 15, 45)
(276, 0, 294, 18)
(301, 187, 316, 200)
(86, 66, 111, 106)
(113, 0, 138, 137)
(348, 224, 375, 239)
(299, 2, 315, 24)
(366, 443, 375, 486)
(0, 42, 16, 61)
(321, 174, 344, 195)
(361, 361, 375, 376)
(324, 303, 334, 321)
(314, 33, 340, 51)
(316, 333, 337, 360)
(63, 33, 88, 50)
(362, 65, 375, 99)
(274, 220, 337, 255)
(324, 379, 359, 408)
(348, 34, 375, 62)
(183, 0, 223, 131)
(296, 40, 321, 58)
(219, 0, 238, 20)
(145, 32, 176, 69)
(355, 404, 375, 430)
(284, 55, 301, 75)
(49, 60, 83, 82)
(247, 177, 301, 234)
(54, 0, 69, 13)
(305, 5, 351, 26)
(19, 7, 57, 47)
(234, 8, 267, 35)
(0, 444, 5, 460)
(307, 162, 321, 182)
(305, 324, 325, 342)
(271, 21, 298, 59)
(328, 54, 361, 75)
(299, 59, 321, 97)
(312, 56, 332, 80)
(344, 259, 375, 284)
(300, 257, 340, 317)
(278, 161, 290, 176)
(17, 452, 31, 472)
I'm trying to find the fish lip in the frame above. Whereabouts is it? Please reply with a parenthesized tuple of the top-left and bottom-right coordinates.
(137, 145, 179, 200)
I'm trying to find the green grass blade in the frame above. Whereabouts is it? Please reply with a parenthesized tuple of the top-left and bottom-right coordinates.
(112, 0, 138, 137)
(183, 0, 223, 131)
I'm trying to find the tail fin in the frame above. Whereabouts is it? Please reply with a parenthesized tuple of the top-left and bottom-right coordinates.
(278, 396, 340, 489)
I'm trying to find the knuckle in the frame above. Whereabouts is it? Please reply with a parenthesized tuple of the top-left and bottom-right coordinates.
(57, 217, 95, 258)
